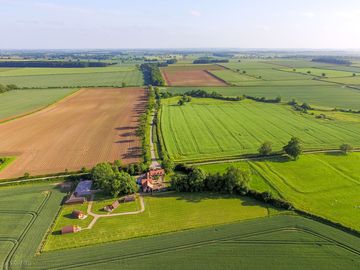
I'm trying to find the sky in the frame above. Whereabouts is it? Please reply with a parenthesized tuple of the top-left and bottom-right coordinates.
(0, 0, 360, 49)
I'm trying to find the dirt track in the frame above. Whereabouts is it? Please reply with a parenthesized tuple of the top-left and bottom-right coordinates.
(0, 88, 147, 179)
(161, 66, 227, 86)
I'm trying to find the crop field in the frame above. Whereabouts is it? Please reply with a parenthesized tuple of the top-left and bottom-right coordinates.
(0, 183, 65, 270)
(161, 65, 227, 86)
(208, 69, 260, 85)
(164, 84, 360, 110)
(0, 88, 147, 179)
(45, 192, 276, 250)
(0, 88, 77, 122)
(200, 153, 360, 231)
(0, 66, 136, 76)
(160, 98, 360, 162)
(0, 68, 143, 88)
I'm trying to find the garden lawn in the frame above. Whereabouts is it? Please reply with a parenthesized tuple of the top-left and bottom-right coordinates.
(91, 193, 141, 215)
(0, 88, 77, 121)
(160, 98, 360, 162)
(44, 192, 276, 250)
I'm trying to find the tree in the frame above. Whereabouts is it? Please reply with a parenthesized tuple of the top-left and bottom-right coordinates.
(187, 168, 206, 192)
(91, 162, 137, 197)
(91, 163, 115, 189)
(258, 141, 273, 156)
(353, 73, 356, 77)
(322, 73, 326, 77)
(340, 144, 353, 154)
(242, 70, 246, 74)
(121, 82, 126, 88)
(111, 171, 138, 197)
(283, 137, 303, 160)
(223, 167, 250, 194)
(178, 99, 185, 106)
(162, 158, 174, 173)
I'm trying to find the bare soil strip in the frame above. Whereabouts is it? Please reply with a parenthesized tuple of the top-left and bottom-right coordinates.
(0, 88, 147, 179)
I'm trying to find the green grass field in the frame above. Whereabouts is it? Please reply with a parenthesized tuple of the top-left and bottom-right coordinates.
(0, 69, 143, 88)
(200, 153, 360, 231)
(45, 192, 276, 250)
(0, 88, 77, 121)
(164, 84, 360, 110)
(284, 67, 359, 78)
(160, 98, 360, 162)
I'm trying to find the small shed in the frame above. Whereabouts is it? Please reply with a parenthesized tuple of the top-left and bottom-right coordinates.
(123, 195, 136, 203)
(61, 225, 81, 235)
(72, 210, 86, 219)
(60, 182, 72, 192)
(104, 200, 120, 212)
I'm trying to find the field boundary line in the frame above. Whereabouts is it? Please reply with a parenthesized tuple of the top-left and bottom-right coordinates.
(0, 88, 81, 125)
(186, 148, 360, 166)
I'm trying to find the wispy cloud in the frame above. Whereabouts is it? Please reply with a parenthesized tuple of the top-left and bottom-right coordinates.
(302, 12, 315, 18)
(189, 10, 202, 17)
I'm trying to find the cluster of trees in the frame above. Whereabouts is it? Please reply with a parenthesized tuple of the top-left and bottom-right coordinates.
(0, 84, 18, 93)
(171, 165, 293, 210)
(91, 162, 138, 197)
(288, 99, 312, 113)
(0, 61, 111, 68)
(258, 137, 303, 160)
(171, 166, 250, 194)
(312, 57, 352, 65)
(177, 95, 192, 106)
(140, 63, 165, 86)
(182, 90, 243, 101)
(245, 95, 281, 103)
(193, 57, 229, 64)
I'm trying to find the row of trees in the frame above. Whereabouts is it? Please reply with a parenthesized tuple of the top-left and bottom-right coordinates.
(193, 57, 229, 64)
(171, 166, 250, 194)
(91, 162, 138, 197)
(181, 89, 243, 101)
(140, 63, 165, 86)
(0, 84, 18, 93)
(312, 57, 351, 65)
(0, 61, 111, 68)
(258, 137, 303, 160)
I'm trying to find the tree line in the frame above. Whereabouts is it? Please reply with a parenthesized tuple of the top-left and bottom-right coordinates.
(0, 84, 18, 93)
(171, 165, 293, 210)
(140, 63, 165, 86)
(0, 61, 113, 68)
(312, 57, 352, 65)
(193, 57, 229, 64)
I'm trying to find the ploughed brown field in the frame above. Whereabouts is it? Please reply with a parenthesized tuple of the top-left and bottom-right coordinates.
(161, 65, 227, 86)
(0, 88, 147, 179)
